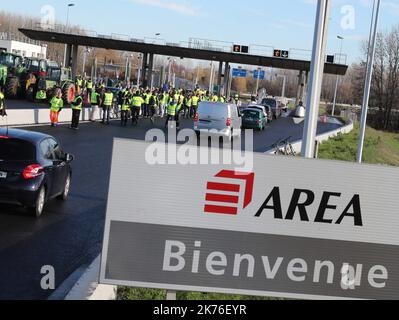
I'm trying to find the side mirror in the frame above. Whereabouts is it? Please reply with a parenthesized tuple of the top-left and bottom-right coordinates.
(65, 154, 74, 163)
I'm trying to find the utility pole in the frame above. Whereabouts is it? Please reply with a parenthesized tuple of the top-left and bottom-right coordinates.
(357, 0, 381, 164)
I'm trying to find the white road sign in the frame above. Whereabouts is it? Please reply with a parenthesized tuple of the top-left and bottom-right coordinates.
(100, 139, 399, 300)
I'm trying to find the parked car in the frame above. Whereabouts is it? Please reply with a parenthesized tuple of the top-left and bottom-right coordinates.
(194, 102, 242, 141)
(261, 97, 282, 119)
(241, 109, 267, 131)
(246, 104, 273, 123)
(0, 128, 74, 218)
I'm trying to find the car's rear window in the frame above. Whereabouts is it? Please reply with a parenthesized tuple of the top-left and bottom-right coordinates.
(198, 104, 228, 118)
(0, 138, 36, 161)
(243, 110, 261, 117)
(262, 99, 277, 109)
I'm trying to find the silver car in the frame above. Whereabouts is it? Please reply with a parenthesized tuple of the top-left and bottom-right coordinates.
(194, 102, 242, 140)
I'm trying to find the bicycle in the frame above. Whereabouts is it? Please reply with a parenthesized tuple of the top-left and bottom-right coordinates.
(272, 136, 297, 156)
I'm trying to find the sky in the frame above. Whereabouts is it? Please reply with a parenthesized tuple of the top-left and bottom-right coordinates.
(1, 0, 399, 65)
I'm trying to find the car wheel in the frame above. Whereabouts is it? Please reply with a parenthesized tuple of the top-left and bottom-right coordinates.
(58, 174, 71, 201)
(30, 186, 46, 218)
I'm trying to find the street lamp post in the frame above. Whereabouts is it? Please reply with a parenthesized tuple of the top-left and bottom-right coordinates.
(137, 54, 142, 87)
(82, 47, 91, 76)
(63, 3, 75, 67)
(332, 36, 344, 116)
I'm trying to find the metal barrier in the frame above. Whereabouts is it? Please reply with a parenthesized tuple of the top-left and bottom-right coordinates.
(22, 22, 346, 63)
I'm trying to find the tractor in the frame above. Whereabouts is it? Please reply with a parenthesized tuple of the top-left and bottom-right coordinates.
(5, 57, 59, 99)
(0, 51, 24, 93)
(29, 66, 76, 104)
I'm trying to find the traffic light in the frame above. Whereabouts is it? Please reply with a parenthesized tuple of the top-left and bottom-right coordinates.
(233, 45, 249, 54)
(273, 50, 281, 58)
(326, 55, 335, 63)
(274, 49, 289, 59)
(233, 45, 241, 53)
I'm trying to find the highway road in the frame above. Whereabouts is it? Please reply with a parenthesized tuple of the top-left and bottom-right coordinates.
(0, 117, 342, 300)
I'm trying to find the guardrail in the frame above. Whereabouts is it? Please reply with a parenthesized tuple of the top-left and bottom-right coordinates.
(265, 118, 354, 155)
(21, 22, 346, 63)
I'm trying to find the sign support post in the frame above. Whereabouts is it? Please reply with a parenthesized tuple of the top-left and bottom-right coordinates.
(301, 0, 331, 159)
(357, 0, 381, 164)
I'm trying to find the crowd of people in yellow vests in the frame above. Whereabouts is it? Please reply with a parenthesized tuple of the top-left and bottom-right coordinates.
(47, 77, 241, 130)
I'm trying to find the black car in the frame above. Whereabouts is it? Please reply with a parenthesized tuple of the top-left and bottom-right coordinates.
(0, 128, 74, 217)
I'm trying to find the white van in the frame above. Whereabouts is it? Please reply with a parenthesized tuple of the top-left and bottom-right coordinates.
(194, 102, 242, 140)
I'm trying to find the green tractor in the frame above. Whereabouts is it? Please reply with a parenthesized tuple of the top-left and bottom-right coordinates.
(30, 66, 76, 104)
(6, 57, 59, 99)
(0, 51, 24, 93)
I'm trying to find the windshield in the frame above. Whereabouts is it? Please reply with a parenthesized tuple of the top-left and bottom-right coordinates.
(0, 53, 16, 67)
(0, 139, 36, 161)
(26, 60, 40, 72)
(262, 99, 277, 109)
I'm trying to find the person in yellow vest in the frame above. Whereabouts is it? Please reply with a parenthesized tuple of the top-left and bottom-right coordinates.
(159, 90, 169, 118)
(191, 93, 200, 119)
(102, 88, 113, 125)
(90, 89, 100, 122)
(86, 79, 94, 100)
(70, 93, 84, 130)
(76, 76, 83, 96)
(184, 94, 192, 119)
(50, 90, 64, 127)
(143, 90, 152, 118)
(219, 95, 226, 103)
(0, 89, 6, 117)
(130, 91, 144, 126)
(211, 93, 219, 102)
(165, 96, 178, 129)
(120, 90, 131, 127)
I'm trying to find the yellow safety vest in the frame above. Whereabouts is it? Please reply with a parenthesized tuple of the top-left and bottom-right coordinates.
(91, 91, 99, 104)
(103, 92, 113, 106)
(131, 96, 144, 107)
(167, 102, 177, 116)
(72, 96, 83, 110)
(36, 90, 47, 100)
(0, 92, 4, 111)
(192, 96, 200, 106)
(87, 81, 93, 89)
(50, 97, 63, 112)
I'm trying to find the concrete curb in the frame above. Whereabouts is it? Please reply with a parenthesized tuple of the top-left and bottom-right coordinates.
(2, 107, 101, 126)
(265, 118, 354, 155)
(64, 255, 117, 301)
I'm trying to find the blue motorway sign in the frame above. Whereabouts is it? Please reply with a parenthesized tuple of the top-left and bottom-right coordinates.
(232, 68, 247, 78)
(253, 70, 265, 80)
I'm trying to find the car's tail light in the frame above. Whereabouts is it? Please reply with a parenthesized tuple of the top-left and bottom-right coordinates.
(194, 113, 199, 123)
(0, 136, 9, 139)
(226, 118, 231, 127)
(23, 164, 44, 180)
(257, 119, 262, 124)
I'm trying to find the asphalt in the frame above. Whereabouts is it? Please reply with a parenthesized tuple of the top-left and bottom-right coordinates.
(0, 116, 342, 300)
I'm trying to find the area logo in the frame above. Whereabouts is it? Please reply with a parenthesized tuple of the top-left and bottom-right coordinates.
(204, 170, 255, 216)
